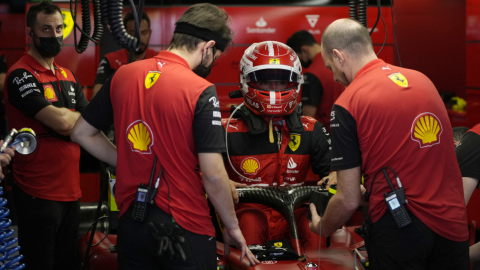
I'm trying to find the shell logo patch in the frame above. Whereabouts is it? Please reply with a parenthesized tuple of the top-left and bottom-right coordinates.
(274, 242, 282, 248)
(44, 85, 58, 102)
(411, 112, 443, 148)
(241, 157, 260, 174)
(288, 134, 301, 152)
(127, 120, 154, 154)
(269, 58, 280, 65)
(60, 68, 67, 78)
(145, 71, 161, 89)
(388, 73, 408, 87)
(61, 9, 74, 40)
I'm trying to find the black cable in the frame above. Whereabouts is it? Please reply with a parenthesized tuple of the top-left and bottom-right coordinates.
(358, 0, 367, 28)
(369, 0, 381, 36)
(92, 0, 103, 43)
(99, 0, 109, 26)
(70, 0, 101, 54)
(81, 165, 109, 270)
(149, 156, 158, 187)
(349, 0, 359, 21)
(376, 0, 387, 56)
(390, 0, 402, 67)
(84, 216, 110, 247)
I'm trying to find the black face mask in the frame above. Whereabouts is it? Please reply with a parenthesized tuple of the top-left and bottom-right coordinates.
(31, 31, 63, 58)
(300, 59, 313, 69)
(193, 47, 216, 78)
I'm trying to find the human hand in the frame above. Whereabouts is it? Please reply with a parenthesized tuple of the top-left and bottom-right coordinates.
(229, 180, 246, 204)
(317, 171, 337, 189)
(0, 140, 15, 180)
(223, 227, 259, 266)
(359, 185, 369, 206)
(308, 203, 322, 236)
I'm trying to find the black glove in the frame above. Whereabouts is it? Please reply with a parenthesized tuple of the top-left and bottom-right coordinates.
(148, 222, 187, 261)
(354, 220, 372, 241)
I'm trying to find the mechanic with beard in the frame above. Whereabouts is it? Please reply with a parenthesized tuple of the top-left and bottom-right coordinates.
(71, 3, 258, 269)
(92, 12, 157, 98)
(286, 30, 345, 133)
(3, 1, 88, 269)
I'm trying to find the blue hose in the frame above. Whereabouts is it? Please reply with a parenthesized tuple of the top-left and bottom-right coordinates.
(0, 187, 24, 269)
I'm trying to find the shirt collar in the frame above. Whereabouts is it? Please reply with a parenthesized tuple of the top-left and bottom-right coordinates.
(155, 51, 191, 69)
(22, 52, 59, 73)
(354, 58, 385, 80)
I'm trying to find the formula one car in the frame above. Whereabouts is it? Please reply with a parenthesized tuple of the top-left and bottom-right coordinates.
(78, 186, 368, 270)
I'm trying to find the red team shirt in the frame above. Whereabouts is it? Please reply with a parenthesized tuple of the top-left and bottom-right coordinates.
(330, 59, 468, 241)
(83, 51, 225, 237)
(301, 53, 344, 132)
(4, 53, 88, 201)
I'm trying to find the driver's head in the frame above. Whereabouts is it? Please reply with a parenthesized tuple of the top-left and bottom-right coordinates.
(239, 41, 303, 116)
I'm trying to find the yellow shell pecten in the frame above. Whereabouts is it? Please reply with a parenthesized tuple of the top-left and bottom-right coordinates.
(414, 115, 440, 144)
(44, 87, 55, 100)
(242, 158, 259, 174)
(128, 122, 151, 151)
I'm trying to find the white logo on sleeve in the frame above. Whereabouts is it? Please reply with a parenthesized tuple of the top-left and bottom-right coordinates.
(13, 72, 33, 85)
(287, 157, 297, 169)
(209, 96, 220, 108)
(213, 111, 221, 118)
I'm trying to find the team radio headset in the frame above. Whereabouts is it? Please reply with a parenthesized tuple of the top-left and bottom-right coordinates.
(364, 167, 411, 228)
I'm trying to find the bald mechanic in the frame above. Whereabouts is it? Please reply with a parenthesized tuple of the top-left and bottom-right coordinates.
(71, 3, 258, 269)
(92, 12, 157, 98)
(309, 19, 469, 269)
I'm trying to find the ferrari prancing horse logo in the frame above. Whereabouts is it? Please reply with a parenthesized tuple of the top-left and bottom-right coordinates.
(145, 71, 161, 89)
(288, 134, 301, 152)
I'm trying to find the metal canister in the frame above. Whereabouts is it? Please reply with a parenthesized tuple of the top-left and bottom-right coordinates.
(15, 128, 37, 155)
(305, 262, 318, 270)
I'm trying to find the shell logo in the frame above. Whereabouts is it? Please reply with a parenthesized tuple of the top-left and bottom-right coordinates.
(241, 157, 260, 174)
(126, 120, 154, 154)
(411, 112, 443, 148)
(44, 85, 58, 102)
(274, 242, 282, 247)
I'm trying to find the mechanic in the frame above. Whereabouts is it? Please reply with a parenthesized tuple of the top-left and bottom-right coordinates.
(224, 41, 335, 248)
(92, 11, 157, 98)
(286, 30, 344, 132)
(455, 124, 480, 262)
(453, 126, 469, 147)
(309, 18, 468, 269)
(71, 3, 258, 269)
(4, 1, 88, 269)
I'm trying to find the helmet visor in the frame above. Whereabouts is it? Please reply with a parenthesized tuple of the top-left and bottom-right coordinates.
(246, 69, 299, 91)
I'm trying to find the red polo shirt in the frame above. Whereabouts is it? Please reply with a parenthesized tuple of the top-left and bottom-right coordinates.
(4, 53, 88, 201)
(82, 51, 226, 237)
(331, 59, 468, 241)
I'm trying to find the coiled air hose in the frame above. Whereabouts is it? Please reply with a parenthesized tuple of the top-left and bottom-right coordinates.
(70, 0, 103, 54)
(108, 0, 143, 53)
(349, 0, 358, 21)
